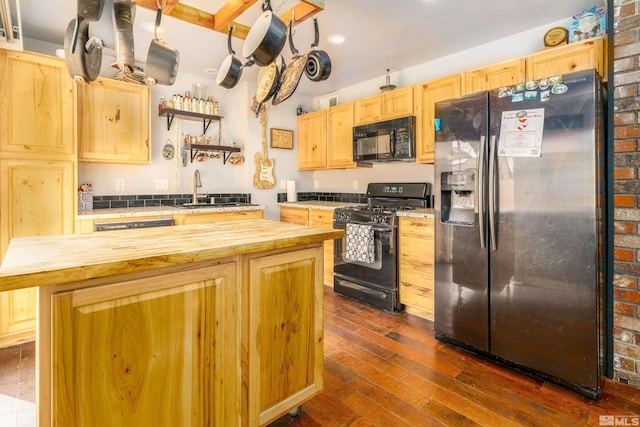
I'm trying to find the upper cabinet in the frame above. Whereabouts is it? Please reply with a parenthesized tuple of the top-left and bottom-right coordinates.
(354, 86, 413, 125)
(0, 50, 74, 157)
(77, 77, 150, 164)
(297, 103, 356, 170)
(327, 103, 355, 168)
(297, 109, 327, 170)
(414, 74, 462, 164)
(464, 58, 526, 94)
(526, 37, 606, 81)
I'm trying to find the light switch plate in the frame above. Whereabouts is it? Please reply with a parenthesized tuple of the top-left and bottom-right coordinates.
(115, 179, 125, 192)
(155, 178, 169, 191)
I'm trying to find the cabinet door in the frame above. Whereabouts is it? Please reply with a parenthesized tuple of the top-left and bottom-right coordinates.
(78, 77, 150, 164)
(354, 95, 383, 125)
(399, 217, 434, 320)
(464, 58, 526, 93)
(279, 206, 309, 225)
(383, 86, 414, 119)
(174, 210, 263, 225)
(414, 74, 462, 164)
(245, 247, 323, 426)
(327, 103, 355, 168)
(0, 49, 74, 157)
(48, 264, 239, 427)
(0, 288, 36, 348)
(297, 110, 327, 170)
(309, 209, 335, 288)
(526, 37, 605, 81)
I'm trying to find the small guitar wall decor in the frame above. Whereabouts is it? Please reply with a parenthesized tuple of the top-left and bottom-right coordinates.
(253, 106, 276, 189)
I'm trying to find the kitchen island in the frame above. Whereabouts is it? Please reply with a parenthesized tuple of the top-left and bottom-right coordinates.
(0, 219, 343, 426)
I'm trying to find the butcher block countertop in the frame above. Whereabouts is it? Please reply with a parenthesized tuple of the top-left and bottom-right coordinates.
(0, 219, 344, 292)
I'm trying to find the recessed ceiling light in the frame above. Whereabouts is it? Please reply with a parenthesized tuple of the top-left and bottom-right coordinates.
(204, 68, 218, 75)
(327, 34, 345, 45)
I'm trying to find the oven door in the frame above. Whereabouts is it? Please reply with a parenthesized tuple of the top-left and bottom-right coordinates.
(333, 223, 396, 290)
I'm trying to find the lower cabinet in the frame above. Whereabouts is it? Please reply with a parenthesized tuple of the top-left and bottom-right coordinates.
(398, 216, 435, 320)
(46, 263, 240, 426)
(280, 206, 335, 288)
(245, 247, 324, 426)
(174, 209, 263, 225)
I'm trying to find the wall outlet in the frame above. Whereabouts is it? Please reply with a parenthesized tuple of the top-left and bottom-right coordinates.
(280, 180, 286, 190)
(313, 180, 319, 189)
(352, 180, 359, 190)
(115, 179, 125, 192)
(155, 178, 169, 191)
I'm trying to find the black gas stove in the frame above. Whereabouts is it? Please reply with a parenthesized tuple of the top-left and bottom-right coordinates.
(332, 183, 432, 312)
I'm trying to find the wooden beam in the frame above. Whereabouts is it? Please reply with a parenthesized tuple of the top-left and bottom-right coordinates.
(136, 0, 323, 41)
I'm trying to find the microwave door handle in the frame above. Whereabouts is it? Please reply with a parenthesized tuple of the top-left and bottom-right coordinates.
(390, 129, 396, 156)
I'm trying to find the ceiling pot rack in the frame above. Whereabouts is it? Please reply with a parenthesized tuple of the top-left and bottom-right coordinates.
(136, 0, 324, 40)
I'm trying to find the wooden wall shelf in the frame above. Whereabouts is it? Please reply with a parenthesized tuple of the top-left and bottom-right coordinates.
(159, 107, 222, 134)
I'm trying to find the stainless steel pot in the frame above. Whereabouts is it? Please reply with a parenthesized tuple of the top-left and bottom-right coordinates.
(70, 0, 105, 53)
(112, 0, 135, 73)
(242, 0, 287, 67)
(145, 6, 179, 86)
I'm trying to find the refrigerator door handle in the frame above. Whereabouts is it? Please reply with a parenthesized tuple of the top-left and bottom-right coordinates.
(488, 134, 497, 251)
(478, 135, 486, 248)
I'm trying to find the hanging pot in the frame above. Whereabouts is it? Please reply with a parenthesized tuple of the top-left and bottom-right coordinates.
(272, 20, 307, 106)
(112, 0, 136, 73)
(216, 26, 251, 89)
(242, 0, 287, 67)
(304, 17, 331, 82)
(145, 5, 179, 86)
(70, 0, 105, 54)
(64, 17, 102, 82)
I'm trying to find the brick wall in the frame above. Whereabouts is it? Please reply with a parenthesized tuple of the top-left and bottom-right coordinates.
(613, 0, 640, 387)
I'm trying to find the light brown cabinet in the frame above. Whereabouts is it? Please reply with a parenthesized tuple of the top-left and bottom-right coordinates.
(0, 49, 76, 348)
(398, 216, 434, 320)
(309, 209, 335, 288)
(245, 247, 324, 425)
(354, 86, 413, 125)
(297, 104, 356, 170)
(77, 77, 150, 164)
(279, 206, 309, 225)
(174, 209, 263, 225)
(464, 58, 526, 94)
(47, 263, 240, 426)
(526, 37, 606, 81)
(297, 109, 327, 170)
(413, 74, 462, 164)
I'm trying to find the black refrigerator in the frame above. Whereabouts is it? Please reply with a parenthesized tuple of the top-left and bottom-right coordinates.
(433, 69, 606, 399)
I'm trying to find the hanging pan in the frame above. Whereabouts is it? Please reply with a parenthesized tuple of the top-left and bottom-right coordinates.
(69, 0, 105, 54)
(242, 0, 287, 67)
(112, 0, 136, 73)
(254, 55, 285, 113)
(145, 2, 179, 86)
(272, 20, 307, 106)
(216, 26, 252, 89)
(64, 17, 102, 82)
(304, 17, 331, 82)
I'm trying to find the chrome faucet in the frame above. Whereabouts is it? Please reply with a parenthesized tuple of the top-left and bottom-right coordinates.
(193, 169, 202, 204)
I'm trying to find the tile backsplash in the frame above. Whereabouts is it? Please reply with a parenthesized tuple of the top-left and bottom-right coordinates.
(90, 193, 252, 210)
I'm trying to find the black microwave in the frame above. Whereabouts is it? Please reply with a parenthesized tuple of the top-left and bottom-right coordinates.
(353, 116, 415, 162)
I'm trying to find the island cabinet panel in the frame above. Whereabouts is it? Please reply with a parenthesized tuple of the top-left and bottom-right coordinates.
(245, 247, 323, 426)
(308, 209, 336, 288)
(46, 263, 240, 427)
(398, 217, 435, 320)
(0, 50, 74, 157)
(77, 77, 150, 164)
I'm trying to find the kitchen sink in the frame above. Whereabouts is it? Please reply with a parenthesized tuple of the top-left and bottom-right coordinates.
(179, 202, 258, 209)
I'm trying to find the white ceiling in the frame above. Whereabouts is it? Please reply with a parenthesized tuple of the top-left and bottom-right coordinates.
(17, 0, 603, 97)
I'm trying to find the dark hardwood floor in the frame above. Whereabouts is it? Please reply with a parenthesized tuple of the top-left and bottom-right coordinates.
(2, 287, 640, 426)
(269, 288, 640, 426)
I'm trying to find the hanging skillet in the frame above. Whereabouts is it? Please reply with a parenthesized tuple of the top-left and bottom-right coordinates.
(145, 2, 179, 86)
(253, 55, 285, 117)
(242, 0, 287, 67)
(216, 26, 252, 89)
(304, 17, 331, 82)
(70, 0, 105, 54)
(64, 17, 102, 82)
(272, 20, 307, 106)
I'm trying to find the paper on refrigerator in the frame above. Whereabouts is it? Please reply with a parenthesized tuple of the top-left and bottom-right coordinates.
(497, 108, 545, 157)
